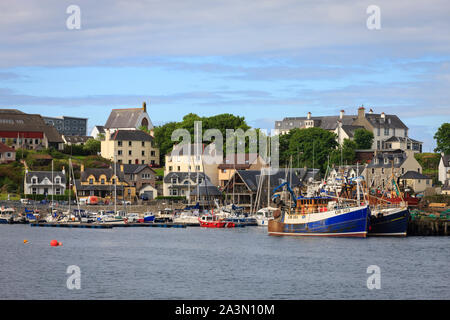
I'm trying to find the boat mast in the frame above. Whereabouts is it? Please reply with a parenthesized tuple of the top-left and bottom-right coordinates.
(51, 159, 54, 213)
(114, 154, 117, 214)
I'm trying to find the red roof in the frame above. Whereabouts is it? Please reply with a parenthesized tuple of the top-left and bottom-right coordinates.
(0, 142, 15, 153)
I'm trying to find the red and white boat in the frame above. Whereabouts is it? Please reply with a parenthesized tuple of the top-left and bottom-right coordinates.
(198, 213, 236, 228)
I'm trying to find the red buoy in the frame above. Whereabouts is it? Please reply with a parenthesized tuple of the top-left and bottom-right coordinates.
(50, 239, 59, 247)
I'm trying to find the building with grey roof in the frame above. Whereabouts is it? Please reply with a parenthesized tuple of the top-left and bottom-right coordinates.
(275, 107, 423, 153)
(163, 171, 209, 198)
(24, 170, 67, 196)
(438, 153, 450, 185)
(104, 102, 153, 131)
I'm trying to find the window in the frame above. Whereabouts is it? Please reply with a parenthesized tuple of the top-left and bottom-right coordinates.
(418, 168, 420, 173)
(55, 177, 60, 184)
(142, 141, 145, 147)
(118, 141, 123, 146)
(377, 127, 380, 136)
(89, 178, 93, 184)
(177, 166, 181, 171)
(56, 188, 61, 195)
(382, 168, 384, 174)
(128, 150, 132, 156)
(151, 151, 155, 157)
(128, 141, 132, 147)
(402, 168, 405, 174)
(118, 150, 123, 156)
(384, 127, 389, 136)
(32, 177, 38, 184)
(142, 160, 145, 164)
(32, 188, 37, 195)
(142, 151, 145, 156)
(172, 178, 177, 184)
(7, 152, 11, 158)
(196, 165, 200, 171)
(169, 166, 173, 171)
(426, 180, 430, 185)
(371, 168, 374, 174)
(128, 160, 132, 164)
(101, 179, 105, 184)
(151, 160, 155, 165)
(112, 178, 116, 184)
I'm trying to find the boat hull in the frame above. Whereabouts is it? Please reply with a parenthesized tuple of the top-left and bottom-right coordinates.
(268, 205, 370, 237)
(368, 207, 409, 236)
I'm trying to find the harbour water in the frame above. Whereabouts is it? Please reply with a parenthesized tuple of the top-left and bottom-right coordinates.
(0, 225, 449, 300)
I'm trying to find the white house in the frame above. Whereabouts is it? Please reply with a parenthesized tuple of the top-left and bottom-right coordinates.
(438, 154, 450, 185)
(24, 170, 67, 196)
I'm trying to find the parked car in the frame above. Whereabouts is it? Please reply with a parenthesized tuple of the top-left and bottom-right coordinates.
(140, 194, 149, 201)
(20, 199, 31, 205)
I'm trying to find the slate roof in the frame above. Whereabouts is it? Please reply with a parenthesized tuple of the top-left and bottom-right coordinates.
(80, 165, 125, 181)
(384, 136, 422, 143)
(400, 171, 430, 180)
(111, 130, 153, 141)
(163, 172, 208, 184)
(365, 113, 408, 129)
(93, 126, 105, 134)
(25, 171, 66, 184)
(441, 154, 450, 167)
(121, 164, 155, 175)
(367, 152, 408, 168)
(104, 108, 153, 129)
(0, 109, 63, 143)
(232, 168, 304, 192)
(190, 179, 222, 196)
(276, 115, 356, 131)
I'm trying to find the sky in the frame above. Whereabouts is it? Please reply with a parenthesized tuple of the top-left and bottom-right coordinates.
(0, 0, 449, 151)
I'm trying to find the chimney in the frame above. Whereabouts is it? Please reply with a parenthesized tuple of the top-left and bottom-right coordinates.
(381, 112, 385, 122)
(307, 112, 311, 120)
(105, 129, 111, 141)
(340, 110, 345, 119)
(81, 164, 84, 172)
(142, 101, 147, 112)
(62, 166, 65, 175)
(120, 164, 124, 172)
(358, 106, 365, 119)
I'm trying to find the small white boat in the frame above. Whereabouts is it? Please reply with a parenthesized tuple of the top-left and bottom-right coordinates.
(254, 207, 277, 227)
(173, 210, 200, 224)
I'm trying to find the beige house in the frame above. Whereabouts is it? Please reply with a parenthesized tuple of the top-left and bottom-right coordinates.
(399, 171, 432, 194)
(101, 129, 159, 166)
(164, 143, 222, 187)
(218, 153, 267, 188)
(363, 150, 423, 190)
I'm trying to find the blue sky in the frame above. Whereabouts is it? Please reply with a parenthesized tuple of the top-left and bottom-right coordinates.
(1, 0, 449, 151)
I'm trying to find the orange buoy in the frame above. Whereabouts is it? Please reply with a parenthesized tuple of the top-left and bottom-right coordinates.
(50, 239, 59, 247)
(23, 239, 28, 244)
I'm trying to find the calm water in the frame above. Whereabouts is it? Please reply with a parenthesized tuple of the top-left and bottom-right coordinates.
(0, 224, 449, 300)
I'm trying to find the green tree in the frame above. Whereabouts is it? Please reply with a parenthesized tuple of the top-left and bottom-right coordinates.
(280, 128, 338, 173)
(434, 123, 450, 154)
(83, 138, 101, 155)
(353, 128, 374, 149)
(330, 139, 357, 166)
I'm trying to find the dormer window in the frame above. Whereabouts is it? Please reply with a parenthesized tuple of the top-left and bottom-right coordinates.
(384, 158, 389, 164)
(171, 178, 177, 184)
(55, 177, 60, 184)
(32, 177, 38, 184)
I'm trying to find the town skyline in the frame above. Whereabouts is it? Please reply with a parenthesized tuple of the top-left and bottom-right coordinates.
(1, 1, 449, 152)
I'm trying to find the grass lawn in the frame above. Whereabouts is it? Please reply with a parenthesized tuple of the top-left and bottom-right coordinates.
(0, 193, 20, 201)
(154, 168, 165, 177)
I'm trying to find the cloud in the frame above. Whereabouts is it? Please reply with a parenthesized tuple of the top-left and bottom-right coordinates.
(1, 0, 450, 67)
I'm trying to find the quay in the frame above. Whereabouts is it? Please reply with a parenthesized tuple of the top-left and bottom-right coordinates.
(408, 217, 450, 236)
(30, 222, 187, 229)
